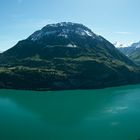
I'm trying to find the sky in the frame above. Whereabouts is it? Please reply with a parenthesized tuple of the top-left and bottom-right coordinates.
(0, 0, 140, 51)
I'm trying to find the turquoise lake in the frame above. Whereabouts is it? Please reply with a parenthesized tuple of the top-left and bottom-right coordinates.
(0, 84, 140, 140)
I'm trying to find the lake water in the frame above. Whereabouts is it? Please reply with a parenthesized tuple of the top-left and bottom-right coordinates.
(0, 84, 140, 140)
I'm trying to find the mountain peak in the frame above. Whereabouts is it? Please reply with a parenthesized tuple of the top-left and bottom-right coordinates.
(114, 41, 133, 48)
(45, 22, 77, 27)
(28, 22, 98, 42)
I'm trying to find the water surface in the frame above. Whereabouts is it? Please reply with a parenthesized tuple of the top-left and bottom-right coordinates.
(0, 84, 140, 140)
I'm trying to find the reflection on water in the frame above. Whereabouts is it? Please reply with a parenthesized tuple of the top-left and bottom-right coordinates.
(0, 84, 140, 140)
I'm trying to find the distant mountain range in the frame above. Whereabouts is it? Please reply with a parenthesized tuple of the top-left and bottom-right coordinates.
(113, 41, 133, 48)
(118, 41, 140, 65)
(0, 22, 140, 90)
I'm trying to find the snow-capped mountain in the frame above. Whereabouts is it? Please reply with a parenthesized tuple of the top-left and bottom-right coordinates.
(114, 41, 133, 48)
(118, 41, 140, 65)
(2, 22, 133, 65)
(130, 41, 140, 49)
(0, 22, 137, 90)
(28, 22, 100, 42)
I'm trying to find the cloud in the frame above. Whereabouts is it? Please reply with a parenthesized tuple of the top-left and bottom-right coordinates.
(115, 31, 133, 35)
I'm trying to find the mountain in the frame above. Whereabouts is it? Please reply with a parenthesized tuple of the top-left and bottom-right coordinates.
(0, 22, 139, 90)
(118, 41, 140, 65)
(0, 22, 134, 65)
(113, 41, 132, 48)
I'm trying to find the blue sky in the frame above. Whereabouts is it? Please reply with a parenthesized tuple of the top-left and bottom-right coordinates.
(0, 0, 140, 51)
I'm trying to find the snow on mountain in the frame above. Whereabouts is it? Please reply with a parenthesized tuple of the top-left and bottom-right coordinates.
(114, 41, 133, 48)
(67, 43, 77, 48)
(30, 30, 57, 41)
(132, 41, 140, 49)
(29, 22, 99, 42)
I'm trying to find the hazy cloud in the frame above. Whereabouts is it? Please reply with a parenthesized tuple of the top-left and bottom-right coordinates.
(115, 31, 133, 35)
